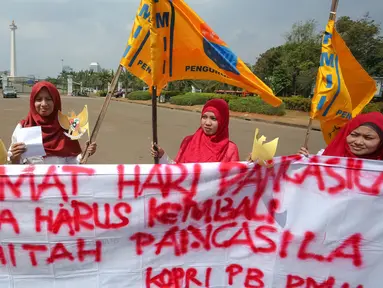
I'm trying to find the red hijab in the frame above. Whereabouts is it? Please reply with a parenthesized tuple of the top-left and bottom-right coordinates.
(323, 112, 383, 160)
(175, 99, 230, 163)
(20, 81, 82, 157)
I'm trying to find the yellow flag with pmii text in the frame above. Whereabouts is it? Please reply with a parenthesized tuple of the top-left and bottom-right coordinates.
(311, 20, 377, 144)
(120, 0, 282, 107)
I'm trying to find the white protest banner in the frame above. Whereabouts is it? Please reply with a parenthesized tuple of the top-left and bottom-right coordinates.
(0, 156, 382, 287)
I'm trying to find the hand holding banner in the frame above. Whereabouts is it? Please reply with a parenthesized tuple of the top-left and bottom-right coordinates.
(0, 157, 382, 287)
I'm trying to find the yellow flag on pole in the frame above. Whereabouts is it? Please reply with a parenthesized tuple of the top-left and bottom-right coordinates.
(0, 139, 7, 165)
(311, 20, 377, 144)
(120, 0, 282, 107)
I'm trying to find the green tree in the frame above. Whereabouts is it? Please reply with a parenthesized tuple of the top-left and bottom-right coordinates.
(119, 69, 146, 91)
(285, 19, 320, 44)
(45, 77, 59, 86)
(254, 20, 321, 96)
(336, 14, 383, 75)
(97, 69, 113, 91)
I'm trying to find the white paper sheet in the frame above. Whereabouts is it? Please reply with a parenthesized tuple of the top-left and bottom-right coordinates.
(16, 126, 46, 159)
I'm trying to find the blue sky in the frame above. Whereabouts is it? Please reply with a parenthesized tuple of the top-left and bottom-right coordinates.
(1, 0, 382, 78)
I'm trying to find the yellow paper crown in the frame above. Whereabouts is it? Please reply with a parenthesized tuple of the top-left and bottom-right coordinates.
(251, 128, 279, 165)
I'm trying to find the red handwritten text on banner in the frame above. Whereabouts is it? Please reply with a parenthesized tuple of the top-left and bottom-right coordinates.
(0, 156, 382, 287)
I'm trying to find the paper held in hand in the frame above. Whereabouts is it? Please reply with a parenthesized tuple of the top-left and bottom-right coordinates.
(16, 126, 46, 159)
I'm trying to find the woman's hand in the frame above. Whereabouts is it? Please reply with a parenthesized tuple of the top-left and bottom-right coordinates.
(151, 143, 164, 159)
(84, 141, 97, 157)
(10, 142, 26, 164)
(247, 153, 274, 168)
(298, 147, 309, 157)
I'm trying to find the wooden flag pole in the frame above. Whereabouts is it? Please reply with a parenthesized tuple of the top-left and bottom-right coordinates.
(303, 118, 313, 149)
(303, 0, 339, 149)
(330, 0, 339, 21)
(80, 65, 123, 164)
(152, 86, 159, 164)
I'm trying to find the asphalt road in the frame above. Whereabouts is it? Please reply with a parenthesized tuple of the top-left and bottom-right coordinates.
(0, 94, 326, 164)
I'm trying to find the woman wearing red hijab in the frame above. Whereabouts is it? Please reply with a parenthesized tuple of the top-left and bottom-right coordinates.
(298, 112, 383, 160)
(151, 99, 240, 163)
(8, 81, 97, 164)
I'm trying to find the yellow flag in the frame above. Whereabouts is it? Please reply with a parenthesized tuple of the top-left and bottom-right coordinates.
(120, 0, 281, 107)
(0, 139, 7, 165)
(311, 20, 377, 144)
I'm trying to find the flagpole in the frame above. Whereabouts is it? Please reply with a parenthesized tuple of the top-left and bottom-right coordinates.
(303, 0, 339, 149)
(152, 86, 159, 164)
(80, 65, 123, 164)
(303, 118, 313, 149)
(330, 0, 339, 20)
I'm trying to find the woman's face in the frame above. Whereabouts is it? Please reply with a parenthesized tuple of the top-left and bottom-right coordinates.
(201, 111, 218, 136)
(34, 88, 54, 117)
(346, 125, 381, 156)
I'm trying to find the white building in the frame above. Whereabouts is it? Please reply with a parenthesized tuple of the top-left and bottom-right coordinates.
(89, 62, 101, 72)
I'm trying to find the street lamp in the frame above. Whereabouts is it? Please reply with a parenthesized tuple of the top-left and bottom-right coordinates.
(61, 59, 65, 92)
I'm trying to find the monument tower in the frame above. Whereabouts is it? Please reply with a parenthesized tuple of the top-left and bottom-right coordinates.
(10, 20, 17, 77)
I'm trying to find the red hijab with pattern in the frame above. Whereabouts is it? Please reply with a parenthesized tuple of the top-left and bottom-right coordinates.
(175, 99, 230, 163)
(20, 81, 82, 157)
(323, 112, 383, 160)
